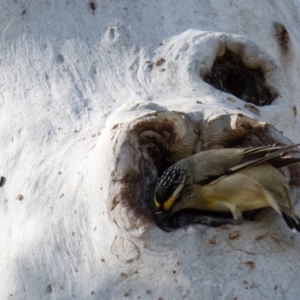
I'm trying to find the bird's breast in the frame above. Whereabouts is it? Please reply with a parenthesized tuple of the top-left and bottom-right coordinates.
(191, 184, 231, 212)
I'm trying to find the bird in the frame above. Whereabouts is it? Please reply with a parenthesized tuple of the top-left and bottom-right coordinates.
(154, 143, 300, 231)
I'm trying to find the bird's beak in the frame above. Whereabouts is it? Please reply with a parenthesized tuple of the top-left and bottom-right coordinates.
(155, 211, 171, 224)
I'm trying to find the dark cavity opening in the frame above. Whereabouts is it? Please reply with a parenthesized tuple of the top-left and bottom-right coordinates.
(204, 49, 276, 106)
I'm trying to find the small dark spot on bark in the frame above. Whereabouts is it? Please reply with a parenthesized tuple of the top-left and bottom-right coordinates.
(57, 55, 64, 64)
(21, 9, 26, 16)
(89, 1, 96, 11)
(91, 291, 95, 295)
(209, 236, 217, 244)
(16, 194, 23, 201)
(46, 284, 52, 293)
(255, 235, 267, 241)
(244, 261, 255, 269)
(227, 96, 236, 102)
(0, 176, 5, 187)
(229, 230, 240, 239)
(270, 235, 281, 245)
(245, 103, 260, 116)
(155, 58, 166, 66)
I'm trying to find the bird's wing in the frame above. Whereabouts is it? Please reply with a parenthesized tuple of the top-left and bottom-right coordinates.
(209, 143, 300, 185)
(229, 143, 300, 172)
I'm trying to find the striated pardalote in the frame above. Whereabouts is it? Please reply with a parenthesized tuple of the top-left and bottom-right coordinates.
(154, 143, 300, 231)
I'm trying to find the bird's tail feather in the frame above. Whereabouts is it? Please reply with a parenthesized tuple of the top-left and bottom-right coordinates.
(282, 212, 300, 232)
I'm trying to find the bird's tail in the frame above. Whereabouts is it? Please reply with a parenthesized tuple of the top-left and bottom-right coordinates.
(282, 212, 300, 232)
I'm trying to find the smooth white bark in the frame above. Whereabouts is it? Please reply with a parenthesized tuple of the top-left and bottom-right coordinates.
(1, 1, 300, 299)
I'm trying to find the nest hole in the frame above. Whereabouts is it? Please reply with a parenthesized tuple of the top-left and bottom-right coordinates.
(138, 130, 258, 229)
(141, 125, 283, 231)
(203, 49, 276, 106)
(139, 135, 174, 177)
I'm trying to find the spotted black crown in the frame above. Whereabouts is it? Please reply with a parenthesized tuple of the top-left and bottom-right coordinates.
(154, 163, 187, 211)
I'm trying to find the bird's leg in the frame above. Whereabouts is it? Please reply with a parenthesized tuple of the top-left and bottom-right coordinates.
(211, 201, 244, 225)
(231, 207, 243, 222)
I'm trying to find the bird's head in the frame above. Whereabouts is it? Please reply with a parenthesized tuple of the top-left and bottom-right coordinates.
(154, 163, 188, 220)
